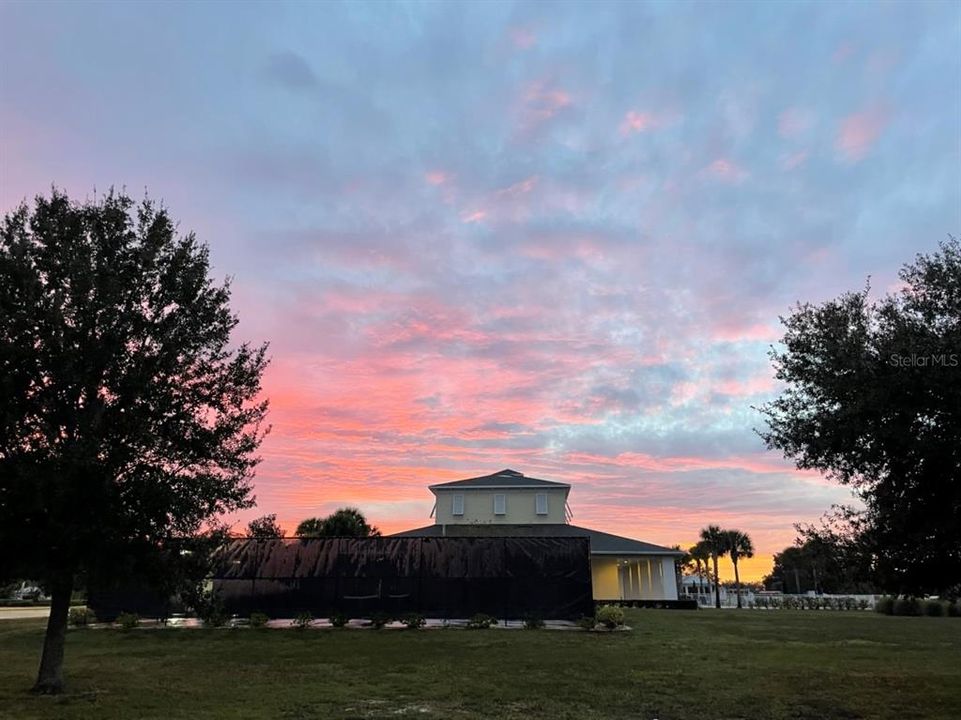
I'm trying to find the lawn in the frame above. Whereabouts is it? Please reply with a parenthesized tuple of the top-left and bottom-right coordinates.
(1, 610, 959, 720)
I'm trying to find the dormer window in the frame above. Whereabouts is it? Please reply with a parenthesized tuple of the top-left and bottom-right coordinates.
(535, 493, 548, 515)
(452, 493, 465, 516)
(493, 494, 506, 515)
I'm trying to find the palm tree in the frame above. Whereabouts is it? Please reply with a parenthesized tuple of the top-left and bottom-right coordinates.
(724, 530, 754, 608)
(672, 545, 690, 598)
(700, 525, 727, 608)
(689, 542, 711, 603)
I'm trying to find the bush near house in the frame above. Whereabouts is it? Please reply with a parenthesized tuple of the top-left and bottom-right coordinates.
(368, 612, 393, 629)
(875, 596, 896, 615)
(523, 615, 545, 630)
(291, 612, 313, 629)
(923, 600, 947, 617)
(248, 612, 269, 628)
(893, 597, 922, 617)
(466, 613, 497, 629)
(400, 613, 425, 629)
(329, 612, 349, 628)
(596, 605, 625, 629)
(577, 616, 596, 631)
(116, 612, 139, 630)
(68, 607, 96, 627)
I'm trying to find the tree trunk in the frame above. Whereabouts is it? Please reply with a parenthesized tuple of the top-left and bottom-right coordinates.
(734, 559, 742, 608)
(32, 574, 73, 694)
(712, 554, 721, 609)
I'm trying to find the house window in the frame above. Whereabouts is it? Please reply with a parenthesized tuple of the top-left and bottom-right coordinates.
(452, 493, 464, 516)
(493, 494, 506, 515)
(535, 493, 548, 515)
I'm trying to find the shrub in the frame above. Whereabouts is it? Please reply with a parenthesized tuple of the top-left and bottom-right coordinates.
(194, 590, 229, 627)
(523, 615, 545, 630)
(68, 607, 96, 627)
(329, 612, 349, 628)
(200, 605, 229, 627)
(577, 615, 596, 631)
(857, 599, 869, 611)
(596, 604, 625, 629)
(249, 612, 269, 628)
(117, 612, 140, 630)
(466, 613, 497, 629)
(368, 612, 392, 629)
(291, 611, 313, 629)
(875, 596, 895, 615)
(923, 600, 946, 617)
(399, 612, 425, 630)
(893, 597, 922, 616)
(948, 601, 961, 618)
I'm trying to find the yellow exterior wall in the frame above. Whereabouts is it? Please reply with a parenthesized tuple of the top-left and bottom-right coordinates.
(433, 488, 568, 524)
(590, 556, 621, 599)
(590, 556, 679, 601)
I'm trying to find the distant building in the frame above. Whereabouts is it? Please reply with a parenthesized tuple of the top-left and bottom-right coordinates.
(392, 468, 682, 602)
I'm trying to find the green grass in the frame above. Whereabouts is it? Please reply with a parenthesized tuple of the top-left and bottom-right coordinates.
(1, 610, 959, 720)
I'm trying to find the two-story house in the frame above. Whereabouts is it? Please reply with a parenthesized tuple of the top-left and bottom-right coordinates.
(392, 468, 681, 603)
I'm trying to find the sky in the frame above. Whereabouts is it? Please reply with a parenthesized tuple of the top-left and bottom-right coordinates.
(1, 1, 959, 582)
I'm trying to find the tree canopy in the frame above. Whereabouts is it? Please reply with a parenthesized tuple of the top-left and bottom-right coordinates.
(0, 189, 269, 692)
(295, 508, 380, 538)
(246, 514, 283, 538)
(758, 237, 960, 597)
(724, 529, 754, 608)
(699, 525, 727, 608)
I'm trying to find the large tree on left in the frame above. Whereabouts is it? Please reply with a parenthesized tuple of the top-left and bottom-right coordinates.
(0, 190, 269, 693)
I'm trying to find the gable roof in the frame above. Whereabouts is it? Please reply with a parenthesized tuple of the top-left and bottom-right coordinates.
(428, 468, 570, 491)
(390, 523, 682, 556)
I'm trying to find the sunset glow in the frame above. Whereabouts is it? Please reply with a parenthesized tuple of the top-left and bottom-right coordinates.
(3, 1, 959, 583)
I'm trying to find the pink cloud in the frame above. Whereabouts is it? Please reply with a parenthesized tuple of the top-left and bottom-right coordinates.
(714, 374, 776, 397)
(510, 27, 536, 50)
(833, 42, 855, 64)
(835, 108, 888, 162)
(711, 321, 779, 343)
(496, 175, 538, 197)
(703, 158, 748, 183)
(781, 150, 809, 171)
(620, 110, 655, 135)
(517, 82, 573, 134)
(778, 107, 814, 139)
(425, 170, 450, 186)
(460, 209, 487, 224)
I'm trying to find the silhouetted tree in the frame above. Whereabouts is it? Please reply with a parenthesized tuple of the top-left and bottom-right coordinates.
(246, 514, 283, 538)
(0, 190, 269, 693)
(724, 529, 754, 608)
(758, 237, 960, 596)
(688, 542, 712, 599)
(295, 508, 379, 538)
(764, 511, 880, 595)
(700, 525, 727, 608)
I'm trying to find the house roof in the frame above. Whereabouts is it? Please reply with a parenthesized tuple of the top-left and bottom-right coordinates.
(390, 523, 682, 556)
(428, 468, 570, 491)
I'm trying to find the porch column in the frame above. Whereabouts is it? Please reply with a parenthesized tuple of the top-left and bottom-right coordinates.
(660, 557, 679, 600)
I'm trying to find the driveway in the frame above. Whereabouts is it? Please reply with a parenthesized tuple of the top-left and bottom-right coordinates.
(0, 606, 50, 620)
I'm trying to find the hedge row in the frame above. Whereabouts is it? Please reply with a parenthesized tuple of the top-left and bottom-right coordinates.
(874, 596, 961, 617)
